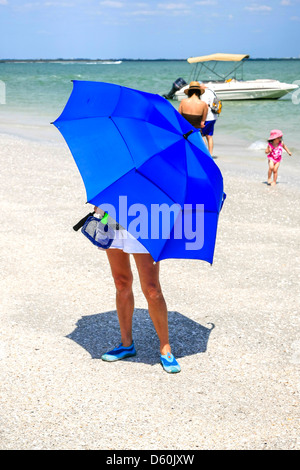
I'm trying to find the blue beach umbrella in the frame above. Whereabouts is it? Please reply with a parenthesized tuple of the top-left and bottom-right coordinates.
(53, 81, 225, 263)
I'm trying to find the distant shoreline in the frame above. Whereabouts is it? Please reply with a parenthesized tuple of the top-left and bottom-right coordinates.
(1, 58, 300, 63)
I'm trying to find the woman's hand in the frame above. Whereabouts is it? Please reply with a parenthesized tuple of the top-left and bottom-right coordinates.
(94, 206, 105, 216)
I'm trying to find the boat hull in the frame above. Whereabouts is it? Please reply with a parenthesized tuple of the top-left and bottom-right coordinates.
(174, 79, 298, 101)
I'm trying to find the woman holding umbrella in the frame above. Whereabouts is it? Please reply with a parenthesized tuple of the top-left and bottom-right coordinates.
(95, 206, 181, 374)
(53, 81, 225, 375)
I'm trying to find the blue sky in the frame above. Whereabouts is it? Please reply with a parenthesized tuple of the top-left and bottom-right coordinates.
(0, 0, 300, 59)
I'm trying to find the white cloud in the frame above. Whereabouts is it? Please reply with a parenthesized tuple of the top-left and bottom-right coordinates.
(127, 2, 191, 16)
(157, 3, 189, 9)
(13, 1, 76, 10)
(99, 1, 124, 7)
(280, 0, 291, 5)
(0, 0, 8, 5)
(157, 2, 191, 15)
(245, 4, 272, 11)
(18, 2, 41, 8)
(125, 9, 159, 16)
(44, 2, 74, 6)
(195, 0, 217, 5)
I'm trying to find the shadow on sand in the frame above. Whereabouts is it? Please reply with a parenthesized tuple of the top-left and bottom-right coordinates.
(67, 308, 214, 365)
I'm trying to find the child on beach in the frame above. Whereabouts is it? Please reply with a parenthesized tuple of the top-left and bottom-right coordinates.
(265, 129, 292, 185)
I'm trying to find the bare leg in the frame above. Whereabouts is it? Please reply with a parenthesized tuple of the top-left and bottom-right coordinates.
(272, 162, 280, 185)
(268, 159, 274, 185)
(133, 254, 170, 355)
(205, 135, 214, 155)
(106, 249, 134, 347)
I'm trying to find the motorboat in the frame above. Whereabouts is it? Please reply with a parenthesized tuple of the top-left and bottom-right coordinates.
(163, 53, 298, 101)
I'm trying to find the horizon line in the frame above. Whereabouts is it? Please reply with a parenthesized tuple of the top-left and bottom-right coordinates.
(1, 56, 300, 62)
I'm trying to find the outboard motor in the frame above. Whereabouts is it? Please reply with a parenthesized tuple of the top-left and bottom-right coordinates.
(163, 77, 187, 99)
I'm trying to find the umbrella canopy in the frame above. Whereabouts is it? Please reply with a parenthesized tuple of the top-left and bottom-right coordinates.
(53, 81, 225, 263)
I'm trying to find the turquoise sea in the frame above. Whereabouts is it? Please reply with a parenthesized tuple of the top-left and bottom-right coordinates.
(0, 59, 300, 151)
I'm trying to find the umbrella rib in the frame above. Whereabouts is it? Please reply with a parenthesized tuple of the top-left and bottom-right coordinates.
(86, 168, 135, 204)
(113, 86, 184, 135)
(56, 114, 183, 136)
(111, 112, 182, 142)
(135, 167, 179, 206)
(56, 92, 183, 136)
(133, 137, 188, 207)
(87, 164, 178, 208)
(131, 115, 183, 139)
(84, 117, 184, 207)
(113, 115, 182, 136)
(109, 117, 184, 192)
(109, 116, 136, 167)
(134, 167, 182, 261)
(186, 139, 221, 211)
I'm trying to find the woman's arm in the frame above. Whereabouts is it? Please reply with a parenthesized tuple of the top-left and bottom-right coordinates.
(201, 103, 208, 128)
(178, 101, 183, 115)
(265, 145, 271, 154)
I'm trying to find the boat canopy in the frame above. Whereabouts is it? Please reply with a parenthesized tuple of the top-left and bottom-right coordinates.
(187, 53, 250, 64)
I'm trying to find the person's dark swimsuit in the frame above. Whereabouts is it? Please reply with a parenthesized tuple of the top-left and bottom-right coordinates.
(181, 113, 203, 129)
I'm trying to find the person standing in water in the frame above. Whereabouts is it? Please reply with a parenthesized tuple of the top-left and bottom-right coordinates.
(199, 85, 218, 156)
(178, 81, 208, 130)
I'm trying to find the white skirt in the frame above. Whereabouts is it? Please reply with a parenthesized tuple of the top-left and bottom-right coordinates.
(110, 229, 149, 254)
(95, 213, 149, 254)
(107, 228, 149, 254)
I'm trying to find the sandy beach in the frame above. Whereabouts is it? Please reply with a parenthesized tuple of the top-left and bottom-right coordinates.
(0, 130, 299, 450)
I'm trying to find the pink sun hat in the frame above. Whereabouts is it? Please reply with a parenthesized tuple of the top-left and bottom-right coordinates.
(268, 129, 283, 141)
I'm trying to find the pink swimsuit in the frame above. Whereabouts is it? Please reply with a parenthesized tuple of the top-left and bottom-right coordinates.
(268, 142, 283, 163)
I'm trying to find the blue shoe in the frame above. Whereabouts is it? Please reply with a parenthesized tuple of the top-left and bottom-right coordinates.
(101, 342, 136, 362)
(160, 352, 181, 373)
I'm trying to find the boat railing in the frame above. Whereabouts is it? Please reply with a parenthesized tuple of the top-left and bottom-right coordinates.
(190, 60, 246, 83)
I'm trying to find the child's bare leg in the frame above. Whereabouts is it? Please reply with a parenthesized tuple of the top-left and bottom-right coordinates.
(271, 162, 280, 185)
(268, 160, 274, 185)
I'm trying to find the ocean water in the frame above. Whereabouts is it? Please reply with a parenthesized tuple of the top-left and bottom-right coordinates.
(0, 59, 300, 151)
